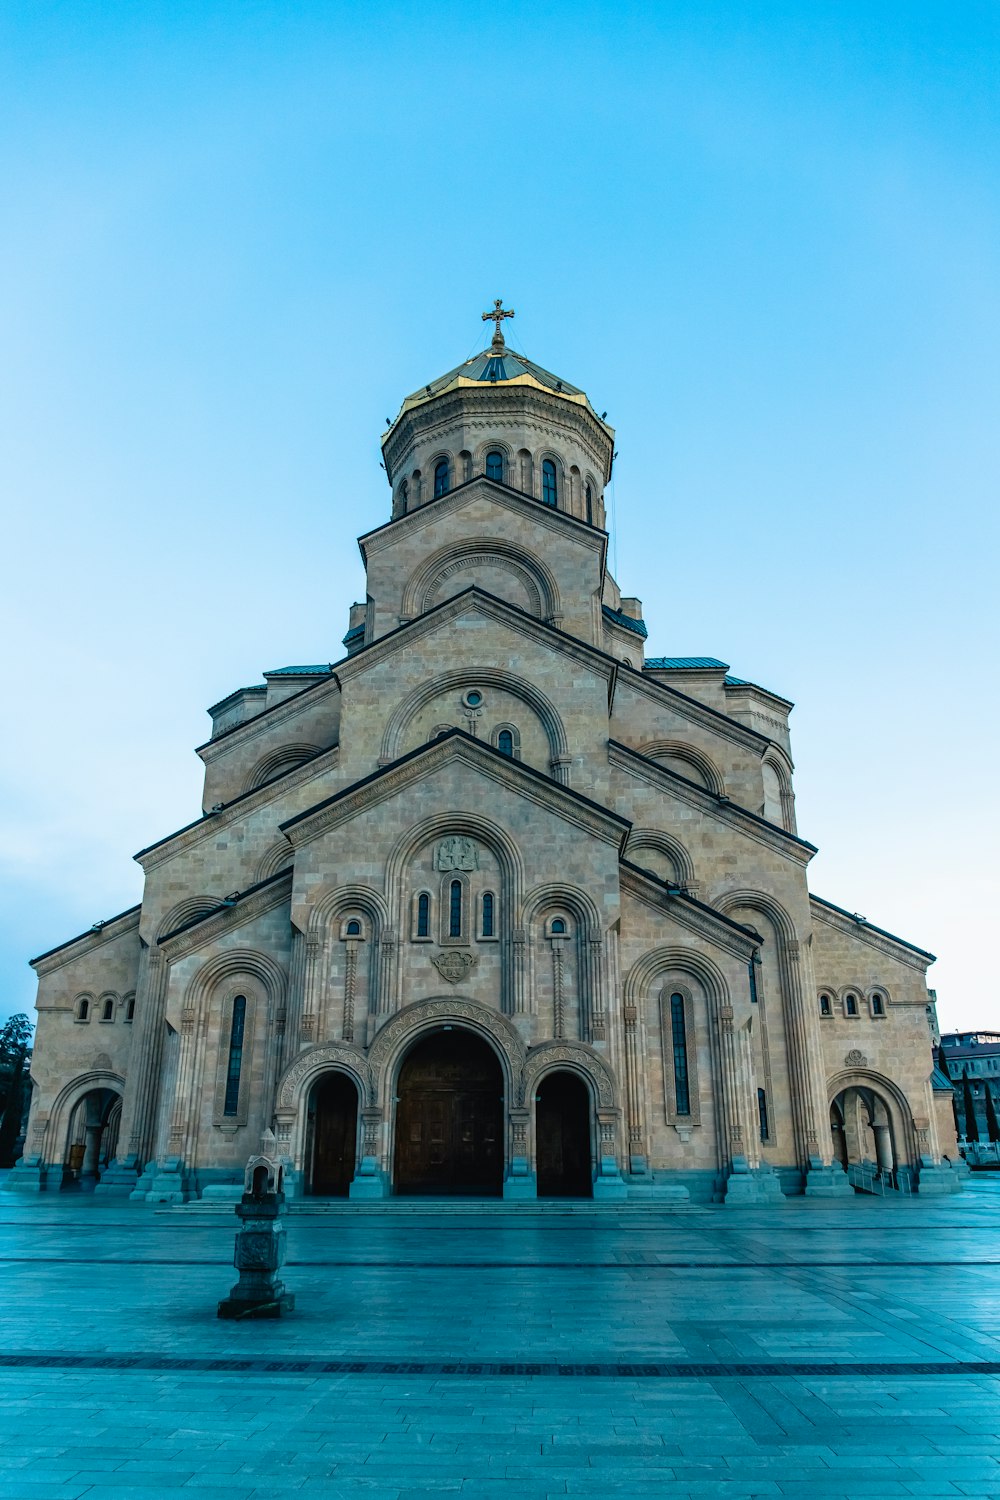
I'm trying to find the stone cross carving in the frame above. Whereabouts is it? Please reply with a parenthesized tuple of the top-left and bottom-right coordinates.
(482, 298, 514, 352)
(436, 836, 478, 871)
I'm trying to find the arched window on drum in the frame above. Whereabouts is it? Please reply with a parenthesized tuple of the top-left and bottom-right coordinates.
(542, 459, 558, 507)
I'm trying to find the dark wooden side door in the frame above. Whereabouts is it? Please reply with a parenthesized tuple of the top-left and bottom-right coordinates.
(310, 1073, 359, 1195)
(395, 1030, 503, 1196)
(536, 1071, 592, 1197)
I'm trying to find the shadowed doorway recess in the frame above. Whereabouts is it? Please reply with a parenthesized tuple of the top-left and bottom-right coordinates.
(395, 1030, 503, 1196)
(536, 1070, 592, 1197)
(308, 1073, 359, 1196)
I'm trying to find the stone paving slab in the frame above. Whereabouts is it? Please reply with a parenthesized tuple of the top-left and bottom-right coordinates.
(1, 1178, 999, 1496)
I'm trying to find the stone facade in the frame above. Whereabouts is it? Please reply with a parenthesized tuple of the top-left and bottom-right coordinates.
(9, 328, 961, 1203)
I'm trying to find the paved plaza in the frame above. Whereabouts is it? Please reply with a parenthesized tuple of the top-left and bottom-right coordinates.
(1, 1179, 999, 1498)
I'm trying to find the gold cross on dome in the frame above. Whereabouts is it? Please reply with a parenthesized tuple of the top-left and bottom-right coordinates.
(482, 298, 514, 351)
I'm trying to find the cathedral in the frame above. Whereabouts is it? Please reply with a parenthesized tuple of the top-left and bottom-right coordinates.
(10, 307, 961, 1204)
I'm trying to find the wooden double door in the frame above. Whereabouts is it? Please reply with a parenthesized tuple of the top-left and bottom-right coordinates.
(395, 1030, 503, 1196)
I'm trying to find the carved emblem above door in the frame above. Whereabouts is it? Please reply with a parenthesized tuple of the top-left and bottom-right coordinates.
(431, 950, 478, 984)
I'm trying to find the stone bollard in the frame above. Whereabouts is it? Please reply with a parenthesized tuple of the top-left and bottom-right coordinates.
(217, 1131, 295, 1319)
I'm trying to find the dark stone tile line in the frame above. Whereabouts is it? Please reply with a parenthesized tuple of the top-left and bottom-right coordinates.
(1, 1256, 997, 1269)
(2, 1352, 1000, 1379)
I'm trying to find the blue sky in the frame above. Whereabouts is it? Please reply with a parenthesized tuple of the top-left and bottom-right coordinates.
(1, 1, 997, 1031)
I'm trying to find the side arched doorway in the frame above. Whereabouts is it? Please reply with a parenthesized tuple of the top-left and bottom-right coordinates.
(832, 1084, 898, 1177)
(62, 1088, 121, 1189)
(394, 1029, 503, 1196)
(307, 1073, 359, 1196)
(535, 1070, 592, 1197)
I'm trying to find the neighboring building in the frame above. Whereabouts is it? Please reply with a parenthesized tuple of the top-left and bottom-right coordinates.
(8, 310, 961, 1204)
(938, 1032, 1000, 1147)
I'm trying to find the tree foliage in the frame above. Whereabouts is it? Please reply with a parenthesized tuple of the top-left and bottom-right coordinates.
(0, 1014, 33, 1168)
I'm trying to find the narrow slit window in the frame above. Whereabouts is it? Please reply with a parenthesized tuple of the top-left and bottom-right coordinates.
(845, 993, 858, 1017)
(871, 993, 885, 1016)
(223, 995, 247, 1117)
(670, 992, 690, 1115)
(417, 893, 430, 939)
(125, 997, 135, 1022)
(820, 993, 832, 1017)
(102, 998, 114, 1022)
(485, 450, 503, 481)
(433, 458, 450, 497)
(757, 1087, 769, 1142)
(748, 958, 759, 1004)
(482, 892, 494, 938)
(497, 729, 514, 756)
(449, 880, 463, 938)
(542, 459, 557, 506)
(76, 998, 90, 1022)
(399, 480, 408, 512)
(585, 482, 593, 524)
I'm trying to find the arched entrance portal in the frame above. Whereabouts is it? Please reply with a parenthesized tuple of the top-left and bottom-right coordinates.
(62, 1088, 121, 1189)
(536, 1070, 592, 1197)
(394, 1029, 503, 1196)
(307, 1073, 359, 1196)
(831, 1084, 898, 1175)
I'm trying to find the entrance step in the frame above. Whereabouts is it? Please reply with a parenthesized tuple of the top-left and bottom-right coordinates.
(160, 1196, 700, 1217)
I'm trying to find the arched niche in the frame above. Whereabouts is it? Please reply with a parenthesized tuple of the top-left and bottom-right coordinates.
(381, 668, 568, 780)
(401, 537, 562, 623)
(636, 740, 725, 796)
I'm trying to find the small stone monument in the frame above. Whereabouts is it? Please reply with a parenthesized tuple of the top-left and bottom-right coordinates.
(217, 1129, 295, 1319)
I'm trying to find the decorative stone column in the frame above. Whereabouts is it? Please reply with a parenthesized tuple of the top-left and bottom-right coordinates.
(349, 1106, 388, 1199)
(503, 1105, 536, 1198)
(783, 938, 851, 1197)
(510, 928, 527, 1016)
(592, 1108, 628, 1200)
(622, 1003, 648, 1176)
(300, 932, 323, 1044)
(585, 932, 605, 1043)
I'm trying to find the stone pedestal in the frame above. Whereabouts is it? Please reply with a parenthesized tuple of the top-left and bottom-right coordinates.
(144, 1157, 190, 1204)
(217, 1191, 295, 1319)
(724, 1159, 785, 1205)
(804, 1161, 853, 1197)
(94, 1155, 140, 1195)
(2, 1156, 47, 1192)
(917, 1162, 963, 1195)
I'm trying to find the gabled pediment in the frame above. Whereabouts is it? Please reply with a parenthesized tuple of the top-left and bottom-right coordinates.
(280, 727, 630, 851)
(358, 473, 607, 569)
(336, 586, 617, 695)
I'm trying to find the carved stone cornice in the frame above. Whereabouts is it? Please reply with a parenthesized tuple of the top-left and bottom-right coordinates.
(380, 386, 613, 484)
(31, 905, 142, 978)
(157, 873, 293, 961)
(336, 587, 615, 695)
(809, 895, 935, 973)
(195, 676, 341, 762)
(612, 670, 771, 752)
(281, 730, 630, 852)
(619, 863, 759, 961)
(609, 742, 815, 866)
(136, 745, 340, 872)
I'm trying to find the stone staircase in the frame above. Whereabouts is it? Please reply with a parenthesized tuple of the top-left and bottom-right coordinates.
(162, 1194, 700, 1217)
